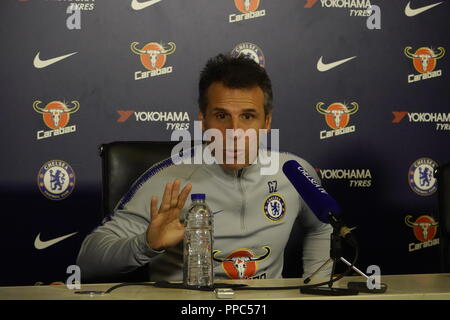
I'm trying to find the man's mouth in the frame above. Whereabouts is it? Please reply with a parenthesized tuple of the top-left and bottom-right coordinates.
(225, 149, 245, 157)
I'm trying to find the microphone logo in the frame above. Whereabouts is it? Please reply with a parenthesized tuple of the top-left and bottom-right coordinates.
(297, 166, 328, 194)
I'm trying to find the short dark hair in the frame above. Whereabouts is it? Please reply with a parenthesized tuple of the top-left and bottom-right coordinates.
(198, 54, 273, 115)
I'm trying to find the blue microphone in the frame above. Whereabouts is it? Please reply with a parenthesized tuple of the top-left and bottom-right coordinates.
(282, 159, 341, 223)
(282, 160, 356, 245)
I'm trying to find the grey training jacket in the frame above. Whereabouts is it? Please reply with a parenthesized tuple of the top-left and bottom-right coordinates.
(77, 150, 332, 281)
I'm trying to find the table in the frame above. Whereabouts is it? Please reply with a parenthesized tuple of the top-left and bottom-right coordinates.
(1, 273, 450, 300)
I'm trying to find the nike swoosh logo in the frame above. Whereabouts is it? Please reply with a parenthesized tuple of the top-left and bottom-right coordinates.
(34, 232, 78, 250)
(404, 1, 443, 17)
(317, 56, 356, 72)
(131, 0, 161, 10)
(33, 52, 78, 69)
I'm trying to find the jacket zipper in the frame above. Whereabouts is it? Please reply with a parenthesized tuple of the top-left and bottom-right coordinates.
(237, 169, 246, 231)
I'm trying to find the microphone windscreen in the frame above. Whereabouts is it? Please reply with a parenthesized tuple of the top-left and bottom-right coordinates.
(282, 159, 341, 223)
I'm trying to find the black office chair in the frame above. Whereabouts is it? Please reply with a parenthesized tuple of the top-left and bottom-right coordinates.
(100, 141, 179, 218)
(99, 141, 303, 281)
(436, 162, 450, 273)
(98, 141, 178, 282)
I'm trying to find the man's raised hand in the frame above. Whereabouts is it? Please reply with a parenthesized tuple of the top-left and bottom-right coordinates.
(146, 179, 192, 251)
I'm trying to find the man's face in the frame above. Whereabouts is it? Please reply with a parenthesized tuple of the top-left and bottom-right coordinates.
(199, 81, 272, 171)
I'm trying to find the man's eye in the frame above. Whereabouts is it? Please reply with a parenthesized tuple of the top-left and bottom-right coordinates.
(242, 114, 255, 120)
(216, 113, 227, 119)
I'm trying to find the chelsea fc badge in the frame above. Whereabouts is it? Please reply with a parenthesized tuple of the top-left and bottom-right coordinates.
(408, 157, 438, 196)
(37, 160, 76, 200)
(263, 194, 286, 222)
(231, 42, 266, 68)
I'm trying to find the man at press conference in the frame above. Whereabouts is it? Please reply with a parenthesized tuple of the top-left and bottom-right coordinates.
(76, 54, 332, 282)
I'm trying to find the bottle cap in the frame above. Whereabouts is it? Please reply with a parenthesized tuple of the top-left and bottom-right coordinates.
(191, 193, 206, 201)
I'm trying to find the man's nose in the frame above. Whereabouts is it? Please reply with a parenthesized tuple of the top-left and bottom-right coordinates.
(224, 116, 244, 142)
(228, 116, 242, 130)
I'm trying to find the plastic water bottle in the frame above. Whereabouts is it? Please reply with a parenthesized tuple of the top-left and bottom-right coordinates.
(183, 193, 214, 288)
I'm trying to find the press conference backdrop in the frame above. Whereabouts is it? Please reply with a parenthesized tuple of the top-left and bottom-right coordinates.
(0, 0, 448, 286)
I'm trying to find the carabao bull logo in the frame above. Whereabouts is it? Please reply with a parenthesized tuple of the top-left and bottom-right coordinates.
(130, 41, 176, 71)
(234, 0, 260, 13)
(33, 100, 80, 130)
(316, 102, 359, 130)
(213, 246, 270, 279)
(405, 215, 438, 242)
(404, 46, 445, 74)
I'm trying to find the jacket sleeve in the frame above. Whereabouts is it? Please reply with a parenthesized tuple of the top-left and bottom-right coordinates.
(299, 206, 333, 278)
(76, 173, 168, 282)
(296, 160, 333, 279)
(76, 208, 163, 282)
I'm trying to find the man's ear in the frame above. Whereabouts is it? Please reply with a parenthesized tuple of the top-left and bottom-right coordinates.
(265, 113, 272, 132)
(197, 112, 205, 131)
